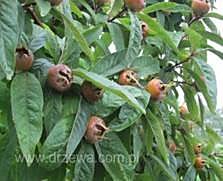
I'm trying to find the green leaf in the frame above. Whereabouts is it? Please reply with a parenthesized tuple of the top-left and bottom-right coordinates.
(107, 23, 125, 51)
(183, 166, 196, 181)
(204, 156, 223, 180)
(73, 68, 146, 114)
(36, 0, 51, 17)
(138, 13, 181, 57)
(84, 25, 103, 45)
(70, 0, 83, 18)
(184, 27, 204, 51)
(146, 110, 169, 164)
(0, 127, 17, 181)
(200, 31, 223, 47)
(203, 18, 218, 34)
(11, 73, 44, 166)
(194, 59, 217, 112)
(39, 115, 74, 170)
(143, 2, 191, 14)
(95, 132, 134, 181)
(205, 12, 223, 20)
(150, 155, 176, 180)
(108, 0, 124, 18)
(130, 56, 160, 78)
(0, 0, 18, 80)
(91, 50, 127, 76)
(74, 142, 95, 181)
(126, 11, 142, 65)
(60, 12, 95, 62)
(66, 99, 93, 160)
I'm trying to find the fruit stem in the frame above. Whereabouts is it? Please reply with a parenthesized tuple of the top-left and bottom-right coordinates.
(108, 7, 127, 22)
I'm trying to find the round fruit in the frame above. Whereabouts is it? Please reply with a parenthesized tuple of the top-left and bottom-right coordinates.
(169, 142, 177, 154)
(81, 81, 104, 103)
(49, 0, 63, 6)
(47, 64, 72, 92)
(84, 116, 109, 144)
(125, 0, 145, 12)
(145, 78, 167, 101)
(192, 0, 210, 17)
(194, 144, 202, 155)
(15, 48, 33, 71)
(141, 21, 149, 38)
(179, 103, 189, 115)
(96, 0, 110, 6)
(194, 156, 205, 169)
(118, 70, 138, 86)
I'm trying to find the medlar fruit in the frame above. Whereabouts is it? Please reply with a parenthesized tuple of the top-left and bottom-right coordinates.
(125, 0, 145, 12)
(81, 81, 104, 103)
(84, 116, 109, 144)
(194, 144, 202, 155)
(169, 142, 177, 154)
(141, 21, 149, 38)
(15, 48, 33, 71)
(194, 156, 205, 169)
(145, 78, 167, 101)
(118, 70, 138, 86)
(49, 0, 63, 6)
(192, 0, 210, 17)
(47, 64, 72, 92)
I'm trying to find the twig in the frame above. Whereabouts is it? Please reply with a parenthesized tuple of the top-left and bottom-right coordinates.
(108, 7, 127, 22)
(25, 6, 44, 28)
(188, 16, 201, 26)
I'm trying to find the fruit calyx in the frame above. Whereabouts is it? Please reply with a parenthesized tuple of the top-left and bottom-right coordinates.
(15, 48, 33, 71)
(192, 0, 210, 17)
(145, 78, 167, 101)
(47, 64, 72, 92)
(124, 0, 145, 12)
(81, 81, 104, 103)
(85, 116, 109, 144)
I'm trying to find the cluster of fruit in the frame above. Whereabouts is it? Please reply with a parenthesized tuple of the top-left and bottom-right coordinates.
(15, 0, 210, 145)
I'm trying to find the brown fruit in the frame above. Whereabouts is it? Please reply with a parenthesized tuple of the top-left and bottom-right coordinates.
(81, 81, 104, 103)
(118, 70, 138, 86)
(194, 156, 205, 169)
(15, 48, 33, 71)
(47, 64, 72, 92)
(169, 142, 177, 154)
(192, 0, 210, 17)
(145, 78, 167, 101)
(85, 116, 109, 144)
(125, 0, 145, 12)
(50, 0, 63, 6)
(141, 21, 149, 38)
(194, 144, 202, 155)
(96, 0, 110, 6)
(179, 103, 189, 115)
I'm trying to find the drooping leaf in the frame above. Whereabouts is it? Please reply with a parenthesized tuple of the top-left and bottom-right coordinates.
(73, 142, 95, 181)
(0, 0, 18, 80)
(95, 132, 134, 181)
(11, 72, 44, 166)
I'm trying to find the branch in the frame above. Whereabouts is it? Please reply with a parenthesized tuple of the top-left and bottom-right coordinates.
(188, 16, 201, 26)
(23, 6, 43, 28)
(108, 7, 127, 22)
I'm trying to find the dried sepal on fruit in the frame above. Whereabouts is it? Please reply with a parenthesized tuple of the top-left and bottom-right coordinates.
(15, 48, 33, 71)
(192, 0, 210, 17)
(194, 156, 205, 169)
(124, 0, 145, 12)
(47, 64, 72, 92)
(145, 78, 167, 101)
(84, 116, 109, 144)
(81, 81, 104, 103)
